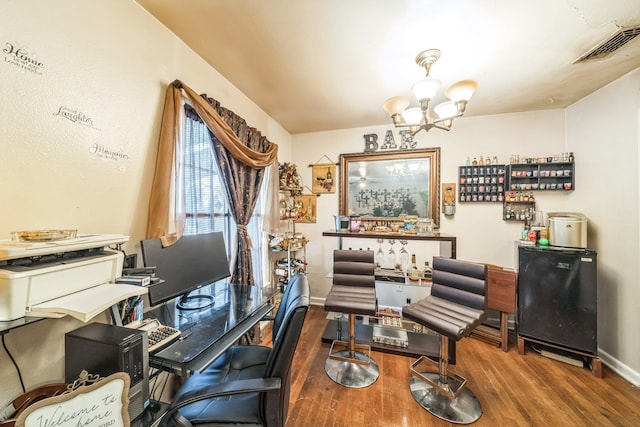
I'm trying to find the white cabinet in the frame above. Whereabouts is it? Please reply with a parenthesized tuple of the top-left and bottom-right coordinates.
(375, 280, 430, 312)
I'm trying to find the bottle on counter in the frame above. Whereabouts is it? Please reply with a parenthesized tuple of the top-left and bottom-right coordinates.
(407, 254, 421, 283)
(422, 261, 433, 285)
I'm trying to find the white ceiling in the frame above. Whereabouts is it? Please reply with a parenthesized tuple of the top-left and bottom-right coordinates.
(135, 0, 640, 135)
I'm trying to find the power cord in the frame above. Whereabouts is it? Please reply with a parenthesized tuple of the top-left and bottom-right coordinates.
(2, 334, 25, 393)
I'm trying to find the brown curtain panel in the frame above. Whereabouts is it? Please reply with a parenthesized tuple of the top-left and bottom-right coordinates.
(147, 80, 278, 285)
(203, 95, 273, 285)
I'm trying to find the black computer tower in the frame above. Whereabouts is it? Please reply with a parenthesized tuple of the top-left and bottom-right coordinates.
(65, 322, 149, 420)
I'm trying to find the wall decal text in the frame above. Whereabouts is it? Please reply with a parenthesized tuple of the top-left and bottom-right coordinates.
(54, 106, 99, 129)
(90, 144, 129, 161)
(3, 42, 44, 74)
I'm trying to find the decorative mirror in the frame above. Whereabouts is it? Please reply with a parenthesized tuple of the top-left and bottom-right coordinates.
(339, 148, 441, 227)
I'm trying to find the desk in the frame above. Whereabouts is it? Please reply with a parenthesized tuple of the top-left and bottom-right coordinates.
(145, 281, 277, 376)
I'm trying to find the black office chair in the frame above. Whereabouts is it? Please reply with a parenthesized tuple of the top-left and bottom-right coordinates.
(159, 274, 310, 427)
(402, 257, 487, 424)
(323, 249, 378, 388)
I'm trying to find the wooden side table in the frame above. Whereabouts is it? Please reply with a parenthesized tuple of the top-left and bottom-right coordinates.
(471, 264, 517, 351)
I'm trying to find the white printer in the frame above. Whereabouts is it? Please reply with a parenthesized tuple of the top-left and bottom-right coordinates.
(0, 234, 146, 321)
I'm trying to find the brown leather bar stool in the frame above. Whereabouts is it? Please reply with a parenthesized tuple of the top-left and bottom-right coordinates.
(324, 249, 379, 388)
(402, 256, 487, 424)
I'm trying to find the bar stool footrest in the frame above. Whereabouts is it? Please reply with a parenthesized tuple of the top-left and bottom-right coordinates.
(328, 339, 373, 367)
(410, 355, 468, 400)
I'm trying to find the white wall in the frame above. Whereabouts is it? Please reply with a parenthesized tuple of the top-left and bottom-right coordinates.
(0, 0, 291, 408)
(566, 68, 640, 384)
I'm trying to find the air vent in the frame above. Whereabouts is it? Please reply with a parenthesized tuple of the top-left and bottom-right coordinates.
(574, 26, 640, 63)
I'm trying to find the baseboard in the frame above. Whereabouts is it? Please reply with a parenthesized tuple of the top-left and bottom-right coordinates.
(310, 296, 326, 307)
(598, 348, 640, 386)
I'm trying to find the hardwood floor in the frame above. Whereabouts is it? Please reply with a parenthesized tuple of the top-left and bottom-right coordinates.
(283, 305, 640, 426)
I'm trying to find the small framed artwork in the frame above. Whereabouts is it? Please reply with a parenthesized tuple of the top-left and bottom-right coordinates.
(311, 163, 336, 194)
(294, 194, 318, 223)
(442, 182, 456, 215)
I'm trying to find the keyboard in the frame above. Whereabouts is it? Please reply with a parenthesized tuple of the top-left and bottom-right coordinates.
(126, 318, 181, 353)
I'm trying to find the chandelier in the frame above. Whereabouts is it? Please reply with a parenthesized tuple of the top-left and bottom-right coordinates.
(383, 49, 477, 135)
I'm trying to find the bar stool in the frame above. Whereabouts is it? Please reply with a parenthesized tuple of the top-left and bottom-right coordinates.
(402, 256, 487, 424)
(324, 249, 378, 388)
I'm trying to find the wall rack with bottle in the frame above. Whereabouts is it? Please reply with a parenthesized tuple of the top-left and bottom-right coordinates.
(458, 164, 506, 203)
(506, 162, 574, 191)
(270, 231, 306, 291)
(271, 191, 307, 291)
(503, 191, 536, 221)
(503, 201, 536, 221)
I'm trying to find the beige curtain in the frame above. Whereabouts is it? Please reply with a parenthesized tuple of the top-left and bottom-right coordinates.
(147, 80, 279, 248)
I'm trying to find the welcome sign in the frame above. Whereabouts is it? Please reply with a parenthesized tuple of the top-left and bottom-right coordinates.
(16, 373, 130, 427)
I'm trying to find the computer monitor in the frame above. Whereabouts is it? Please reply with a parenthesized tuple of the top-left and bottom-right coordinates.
(140, 232, 231, 310)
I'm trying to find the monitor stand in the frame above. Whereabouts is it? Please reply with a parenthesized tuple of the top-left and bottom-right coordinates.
(177, 293, 215, 311)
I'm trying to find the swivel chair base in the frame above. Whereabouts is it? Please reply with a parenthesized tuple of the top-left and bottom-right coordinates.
(325, 349, 379, 388)
(410, 374, 482, 424)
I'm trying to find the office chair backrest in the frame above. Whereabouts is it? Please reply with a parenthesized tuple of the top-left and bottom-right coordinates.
(332, 249, 375, 288)
(271, 274, 300, 342)
(262, 274, 310, 425)
(431, 256, 487, 311)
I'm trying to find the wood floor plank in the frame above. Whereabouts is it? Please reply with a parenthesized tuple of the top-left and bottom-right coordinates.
(282, 306, 640, 426)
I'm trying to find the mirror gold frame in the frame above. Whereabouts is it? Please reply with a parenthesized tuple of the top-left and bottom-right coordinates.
(339, 148, 441, 227)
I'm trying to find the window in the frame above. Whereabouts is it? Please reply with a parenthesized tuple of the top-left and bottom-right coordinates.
(182, 107, 266, 284)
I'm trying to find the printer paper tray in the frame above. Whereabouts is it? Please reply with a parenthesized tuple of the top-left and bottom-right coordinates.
(27, 283, 147, 322)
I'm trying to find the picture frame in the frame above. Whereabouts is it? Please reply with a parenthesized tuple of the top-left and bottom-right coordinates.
(339, 148, 441, 227)
(294, 194, 318, 223)
(311, 163, 336, 194)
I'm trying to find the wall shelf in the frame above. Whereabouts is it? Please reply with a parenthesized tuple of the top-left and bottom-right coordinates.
(507, 162, 574, 191)
(458, 164, 506, 203)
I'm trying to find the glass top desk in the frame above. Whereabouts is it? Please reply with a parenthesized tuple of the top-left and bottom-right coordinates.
(145, 280, 277, 376)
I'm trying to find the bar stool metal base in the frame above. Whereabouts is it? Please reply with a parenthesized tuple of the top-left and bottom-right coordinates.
(325, 350, 379, 388)
(410, 374, 482, 424)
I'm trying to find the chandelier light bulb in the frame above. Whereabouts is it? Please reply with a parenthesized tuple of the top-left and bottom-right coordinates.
(445, 79, 478, 102)
(383, 96, 411, 116)
(411, 78, 442, 101)
(434, 101, 458, 120)
(402, 107, 423, 125)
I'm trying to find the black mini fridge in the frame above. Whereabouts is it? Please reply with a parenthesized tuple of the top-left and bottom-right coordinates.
(517, 246, 597, 355)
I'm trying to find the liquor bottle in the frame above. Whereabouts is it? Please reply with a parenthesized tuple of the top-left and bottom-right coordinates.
(422, 261, 433, 284)
(407, 254, 421, 283)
